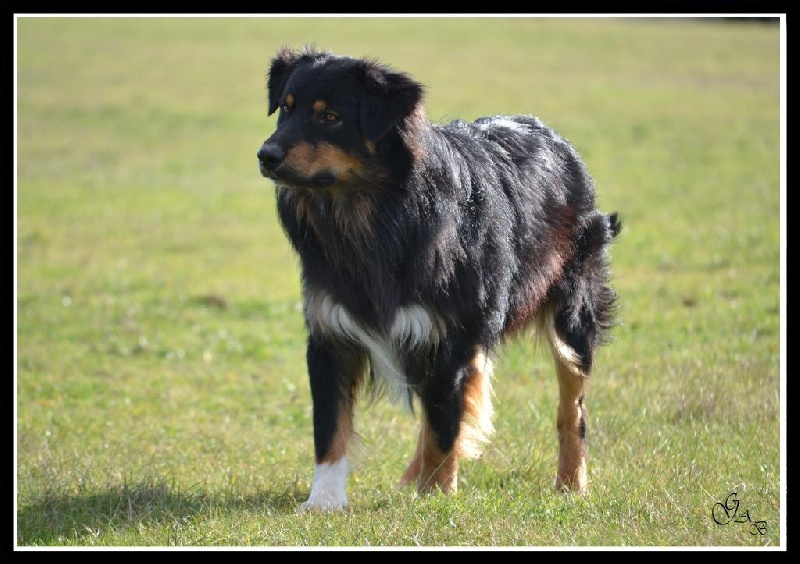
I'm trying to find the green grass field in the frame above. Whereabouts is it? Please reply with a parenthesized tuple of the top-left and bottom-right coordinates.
(15, 16, 784, 548)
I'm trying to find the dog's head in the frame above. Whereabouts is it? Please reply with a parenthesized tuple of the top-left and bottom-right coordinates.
(257, 46, 424, 191)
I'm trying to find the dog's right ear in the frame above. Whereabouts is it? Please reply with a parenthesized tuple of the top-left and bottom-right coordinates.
(267, 47, 298, 115)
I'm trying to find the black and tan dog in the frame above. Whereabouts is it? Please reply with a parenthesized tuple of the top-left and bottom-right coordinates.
(257, 46, 621, 511)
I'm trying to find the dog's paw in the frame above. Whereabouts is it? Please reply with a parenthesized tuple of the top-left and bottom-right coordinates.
(554, 475, 589, 495)
(297, 494, 349, 513)
(298, 459, 350, 512)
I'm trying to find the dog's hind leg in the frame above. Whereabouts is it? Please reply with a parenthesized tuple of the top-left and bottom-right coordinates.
(544, 212, 620, 493)
(546, 316, 590, 493)
(398, 346, 494, 494)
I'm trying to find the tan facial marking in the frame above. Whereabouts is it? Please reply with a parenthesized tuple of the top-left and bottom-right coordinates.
(284, 142, 365, 180)
(313, 99, 328, 113)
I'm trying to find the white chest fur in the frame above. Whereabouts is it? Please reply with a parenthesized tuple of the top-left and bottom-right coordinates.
(304, 290, 443, 405)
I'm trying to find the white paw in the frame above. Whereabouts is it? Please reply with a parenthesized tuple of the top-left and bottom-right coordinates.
(298, 493, 349, 512)
(298, 458, 349, 512)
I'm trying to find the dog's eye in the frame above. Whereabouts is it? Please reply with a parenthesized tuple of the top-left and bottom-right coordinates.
(280, 103, 291, 115)
(318, 111, 340, 125)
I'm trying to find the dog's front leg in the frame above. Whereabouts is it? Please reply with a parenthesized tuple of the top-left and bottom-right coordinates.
(299, 335, 365, 512)
(399, 345, 494, 495)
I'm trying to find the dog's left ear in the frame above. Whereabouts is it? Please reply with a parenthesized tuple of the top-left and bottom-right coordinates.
(267, 47, 299, 115)
(359, 62, 424, 143)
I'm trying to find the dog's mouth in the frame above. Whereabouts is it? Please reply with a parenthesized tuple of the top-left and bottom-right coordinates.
(260, 163, 337, 190)
(310, 171, 336, 187)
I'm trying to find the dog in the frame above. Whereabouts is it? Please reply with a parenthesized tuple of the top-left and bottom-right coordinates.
(257, 46, 621, 511)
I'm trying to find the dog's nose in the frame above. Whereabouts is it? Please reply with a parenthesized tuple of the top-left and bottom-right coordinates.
(257, 143, 285, 170)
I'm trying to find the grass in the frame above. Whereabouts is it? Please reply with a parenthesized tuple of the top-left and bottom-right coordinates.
(15, 15, 783, 548)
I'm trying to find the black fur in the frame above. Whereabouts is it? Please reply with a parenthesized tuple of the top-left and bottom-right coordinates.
(257, 46, 620, 510)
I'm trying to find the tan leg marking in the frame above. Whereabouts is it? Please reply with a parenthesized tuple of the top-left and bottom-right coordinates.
(399, 418, 459, 493)
(319, 401, 353, 464)
(398, 347, 494, 494)
(554, 354, 588, 493)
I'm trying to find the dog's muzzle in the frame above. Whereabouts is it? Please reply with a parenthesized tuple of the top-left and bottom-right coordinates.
(257, 141, 337, 187)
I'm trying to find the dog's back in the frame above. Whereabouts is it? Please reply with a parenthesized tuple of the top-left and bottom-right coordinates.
(415, 114, 618, 343)
(257, 46, 620, 511)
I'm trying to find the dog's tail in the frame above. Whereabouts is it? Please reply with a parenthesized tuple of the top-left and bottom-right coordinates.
(578, 210, 621, 261)
(556, 209, 622, 356)
(607, 211, 622, 239)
